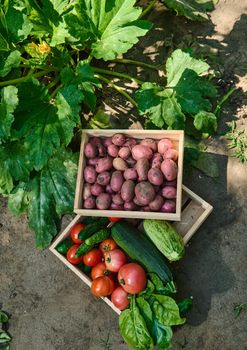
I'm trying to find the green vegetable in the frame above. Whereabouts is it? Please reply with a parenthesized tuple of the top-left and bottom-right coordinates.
(119, 296, 153, 350)
(78, 218, 109, 240)
(56, 237, 73, 255)
(75, 243, 94, 257)
(148, 273, 177, 295)
(85, 228, 110, 246)
(77, 263, 92, 275)
(0, 311, 8, 324)
(143, 220, 185, 262)
(111, 221, 173, 284)
(150, 295, 185, 326)
(177, 298, 193, 317)
(151, 321, 173, 350)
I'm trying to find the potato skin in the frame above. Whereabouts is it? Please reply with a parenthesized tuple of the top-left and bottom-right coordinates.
(161, 159, 178, 181)
(140, 138, 157, 152)
(132, 145, 153, 161)
(97, 144, 106, 157)
(84, 143, 98, 158)
(124, 138, 137, 147)
(87, 157, 99, 166)
(151, 153, 163, 168)
(103, 137, 113, 147)
(91, 183, 104, 196)
(121, 180, 135, 202)
(83, 183, 91, 200)
(118, 147, 131, 160)
(133, 196, 145, 207)
(113, 157, 128, 171)
(112, 133, 126, 146)
(84, 166, 97, 184)
(160, 200, 176, 213)
(124, 168, 137, 181)
(163, 148, 178, 161)
(148, 167, 164, 186)
(110, 203, 124, 210)
(110, 171, 124, 192)
(112, 193, 124, 205)
(125, 157, 136, 167)
(163, 180, 177, 187)
(124, 201, 138, 210)
(157, 138, 173, 154)
(161, 186, 177, 199)
(135, 182, 155, 205)
(89, 137, 101, 146)
(135, 158, 149, 181)
(107, 144, 119, 158)
(149, 195, 164, 211)
(84, 196, 96, 209)
(96, 193, 111, 210)
(95, 157, 113, 173)
(97, 171, 111, 186)
(106, 184, 115, 194)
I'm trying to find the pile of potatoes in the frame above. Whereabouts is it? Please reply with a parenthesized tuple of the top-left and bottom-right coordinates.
(82, 133, 178, 213)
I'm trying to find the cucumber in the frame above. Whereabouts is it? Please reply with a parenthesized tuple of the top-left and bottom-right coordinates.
(143, 220, 185, 262)
(111, 221, 173, 284)
(78, 217, 109, 240)
(75, 243, 94, 257)
(85, 228, 110, 246)
(56, 237, 73, 255)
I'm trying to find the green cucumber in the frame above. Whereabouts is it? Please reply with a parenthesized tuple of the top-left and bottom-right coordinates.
(75, 243, 94, 257)
(78, 217, 109, 240)
(85, 228, 110, 246)
(56, 237, 73, 255)
(143, 220, 185, 262)
(111, 221, 173, 284)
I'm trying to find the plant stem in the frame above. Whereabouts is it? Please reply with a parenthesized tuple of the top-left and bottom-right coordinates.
(214, 87, 237, 116)
(0, 68, 56, 87)
(111, 58, 159, 71)
(87, 52, 94, 63)
(47, 75, 59, 90)
(139, 0, 158, 19)
(95, 74, 137, 107)
(50, 84, 63, 99)
(93, 67, 143, 84)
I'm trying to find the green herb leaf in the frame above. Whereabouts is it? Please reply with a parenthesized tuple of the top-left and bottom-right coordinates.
(0, 86, 18, 141)
(0, 50, 21, 77)
(151, 321, 173, 349)
(136, 297, 154, 331)
(0, 311, 9, 323)
(150, 295, 185, 326)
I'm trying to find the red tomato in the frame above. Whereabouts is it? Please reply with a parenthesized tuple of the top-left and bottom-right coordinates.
(105, 249, 127, 272)
(91, 276, 115, 297)
(70, 223, 85, 244)
(118, 263, 147, 294)
(99, 238, 118, 254)
(66, 245, 84, 265)
(91, 262, 112, 280)
(83, 248, 103, 267)
(108, 217, 122, 223)
(111, 286, 130, 310)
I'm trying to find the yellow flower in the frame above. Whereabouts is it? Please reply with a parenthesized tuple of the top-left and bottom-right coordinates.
(38, 42, 51, 55)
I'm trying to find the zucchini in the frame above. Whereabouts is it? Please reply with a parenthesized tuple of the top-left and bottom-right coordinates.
(56, 237, 73, 255)
(85, 228, 110, 246)
(111, 221, 173, 284)
(78, 217, 109, 240)
(75, 243, 94, 257)
(143, 220, 185, 262)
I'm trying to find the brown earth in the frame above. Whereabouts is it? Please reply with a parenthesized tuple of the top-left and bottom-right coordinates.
(0, 1, 247, 349)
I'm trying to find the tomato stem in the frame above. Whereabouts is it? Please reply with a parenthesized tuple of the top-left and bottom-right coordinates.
(119, 278, 125, 285)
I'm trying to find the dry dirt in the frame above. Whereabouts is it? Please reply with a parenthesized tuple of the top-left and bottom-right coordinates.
(0, 1, 247, 349)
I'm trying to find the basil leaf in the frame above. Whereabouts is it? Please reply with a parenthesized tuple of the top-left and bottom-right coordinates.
(150, 295, 185, 326)
(136, 297, 153, 331)
(138, 280, 155, 298)
(152, 320, 173, 350)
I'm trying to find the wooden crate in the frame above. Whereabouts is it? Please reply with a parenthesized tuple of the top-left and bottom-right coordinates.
(74, 129, 184, 221)
(50, 185, 213, 315)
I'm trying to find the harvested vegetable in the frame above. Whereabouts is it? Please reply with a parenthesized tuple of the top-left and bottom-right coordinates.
(111, 286, 130, 311)
(91, 276, 115, 297)
(118, 263, 147, 294)
(105, 249, 127, 272)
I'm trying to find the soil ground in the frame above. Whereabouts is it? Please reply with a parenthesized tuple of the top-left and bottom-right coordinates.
(0, 1, 247, 349)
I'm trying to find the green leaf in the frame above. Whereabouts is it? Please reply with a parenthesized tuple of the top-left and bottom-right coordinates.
(0, 50, 21, 77)
(149, 273, 177, 295)
(119, 297, 153, 350)
(193, 111, 217, 134)
(150, 295, 185, 326)
(88, 110, 112, 129)
(8, 182, 30, 215)
(0, 331, 11, 344)
(151, 321, 173, 350)
(177, 298, 193, 317)
(136, 297, 154, 331)
(0, 311, 9, 323)
(162, 0, 216, 21)
(0, 86, 18, 141)
(27, 147, 78, 249)
(1, 344, 10, 350)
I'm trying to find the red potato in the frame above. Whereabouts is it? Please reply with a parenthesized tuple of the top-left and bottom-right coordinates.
(161, 200, 176, 213)
(110, 171, 124, 192)
(124, 168, 137, 181)
(110, 203, 124, 210)
(84, 166, 97, 184)
(112, 133, 126, 146)
(83, 183, 91, 200)
(87, 157, 99, 166)
(163, 148, 178, 161)
(158, 138, 174, 154)
(151, 153, 163, 169)
(84, 143, 98, 158)
(97, 171, 111, 186)
(112, 193, 124, 205)
(107, 144, 119, 158)
(135, 158, 149, 181)
(132, 145, 153, 161)
(89, 137, 101, 146)
(96, 193, 111, 210)
(91, 183, 104, 196)
(133, 196, 145, 207)
(106, 184, 115, 194)
(84, 196, 96, 209)
(163, 180, 177, 187)
(149, 195, 164, 211)
(135, 182, 156, 206)
(125, 157, 136, 167)
(124, 201, 138, 210)
(113, 158, 128, 171)
(103, 137, 113, 147)
(140, 138, 157, 152)
(161, 159, 178, 181)
(161, 186, 177, 199)
(124, 138, 137, 147)
(97, 144, 106, 157)
(96, 157, 113, 173)
(148, 167, 164, 186)
(121, 180, 135, 202)
(118, 147, 131, 160)
(142, 206, 151, 212)
(154, 185, 161, 193)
